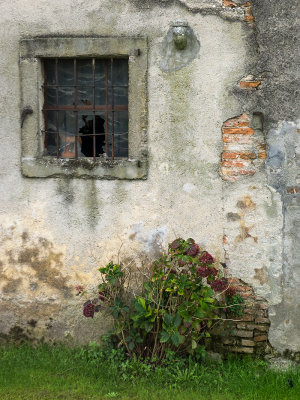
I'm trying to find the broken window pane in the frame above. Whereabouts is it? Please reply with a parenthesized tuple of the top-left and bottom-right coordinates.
(78, 112, 106, 157)
(43, 58, 128, 160)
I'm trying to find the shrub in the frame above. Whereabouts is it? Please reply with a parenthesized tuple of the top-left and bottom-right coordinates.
(79, 238, 244, 363)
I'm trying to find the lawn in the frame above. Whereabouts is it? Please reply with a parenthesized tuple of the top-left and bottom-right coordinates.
(0, 344, 299, 400)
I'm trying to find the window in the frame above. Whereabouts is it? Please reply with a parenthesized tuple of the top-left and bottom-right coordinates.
(20, 37, 148, 179)
(43, 58, 128, 160)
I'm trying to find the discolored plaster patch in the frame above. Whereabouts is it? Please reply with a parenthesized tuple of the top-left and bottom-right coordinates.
(235, 195, 258, 243)
(2, 278, 22, 294)
(254, 264, 268, 285)
(0, 263, 23, 294)
(21, 231, 29, 242)
(4, 235, 72, 298)
(227, 212, 241, 221)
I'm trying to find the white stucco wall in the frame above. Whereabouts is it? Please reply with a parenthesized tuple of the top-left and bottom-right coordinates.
(0, 0, 289, 352)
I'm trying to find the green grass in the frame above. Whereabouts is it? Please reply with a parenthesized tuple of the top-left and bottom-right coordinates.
(0, 344, 299, 400)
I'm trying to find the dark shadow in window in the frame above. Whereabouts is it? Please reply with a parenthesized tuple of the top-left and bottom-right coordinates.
(79, 115, 105, 157)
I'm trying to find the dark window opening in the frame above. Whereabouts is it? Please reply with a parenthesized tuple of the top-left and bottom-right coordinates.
(43, 58, 129, 160)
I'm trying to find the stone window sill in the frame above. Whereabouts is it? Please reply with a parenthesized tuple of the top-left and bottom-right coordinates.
(21, 157, 147, 180)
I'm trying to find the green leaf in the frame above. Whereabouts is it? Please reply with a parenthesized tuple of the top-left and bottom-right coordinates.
(183, 316, 192, 323)
(179, 335, 185, 344)
(112, 308, 119, 319)
(133, 302, 145, 313)
(144, 305, 152, 318)
(171, 332, 180, 347)
(143, 322, 153, 333)
(129, 341, 134, 351)
(138, 297, 146, 310)
(160, 331, 170, 343)
(195, 308, 204, 318)
(173, 313, 181, 327)
(192, 339, 197, 350)
(204, 297, 214, 303)
(164, 313, 172, 326)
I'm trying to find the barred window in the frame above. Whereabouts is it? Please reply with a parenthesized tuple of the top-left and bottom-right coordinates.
(43, 58, 129, 160)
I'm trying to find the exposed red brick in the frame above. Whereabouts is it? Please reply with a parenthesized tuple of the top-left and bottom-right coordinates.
(222, 127, 254, 135)
(239, 121, 250, 127)
(222, 135, 252, 143)
(258, 151, 267, 159)
(240, 152, 257, 160)
(223, 0, 238, 7)
(223, 113, 249, 124)
(222, 152, 239, 159)
(221, 169, 239, 176)
(244, 15, 255, 22)
(239, 170, 256, 175)
(286, 186, 300, 194)
(220, 113, 265, 181)
(223, 120, 249, 128)
(222, 161, 249, 168)
(240, 81, 261, 89)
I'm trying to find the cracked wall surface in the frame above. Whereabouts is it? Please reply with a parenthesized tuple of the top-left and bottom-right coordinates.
(0, 0, 299, 353)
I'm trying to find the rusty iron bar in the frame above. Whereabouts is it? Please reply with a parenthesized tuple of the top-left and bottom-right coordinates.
(92, 58, 96, 161)
(43, 105, 127, 111)
(105, 60, 109, 157)
(111, 58, 114, 160)
(74, 59, 78, 159)
(55, 58, 59, 158)
(43, 62, 48, 153)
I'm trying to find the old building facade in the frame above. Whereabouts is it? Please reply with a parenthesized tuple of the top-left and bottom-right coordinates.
(0, 0, 299, 357)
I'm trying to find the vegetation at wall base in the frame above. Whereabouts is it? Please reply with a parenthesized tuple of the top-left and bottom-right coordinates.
(79, 238, 245, 362)
(0, 343, 299, 400)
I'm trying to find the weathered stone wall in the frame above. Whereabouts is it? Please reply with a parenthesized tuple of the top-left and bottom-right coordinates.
(0, 0, 298, 355)
(209, 278, 271, 357)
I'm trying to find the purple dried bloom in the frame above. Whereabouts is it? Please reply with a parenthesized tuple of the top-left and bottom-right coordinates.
(186, 243, 200, 257)
(210, 278, 228, 292)
(169, 238, 183, 250)
(196, 266, 210, 278)
(199, 251, 215, 264)
(83, 302, 95, 318)
(209, 267, 218, 277)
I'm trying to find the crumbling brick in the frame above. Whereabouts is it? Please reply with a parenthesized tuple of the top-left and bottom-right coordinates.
(240, 81, 261, 89)
(230, 346, 254, 354)
(221, 113, 265, 182)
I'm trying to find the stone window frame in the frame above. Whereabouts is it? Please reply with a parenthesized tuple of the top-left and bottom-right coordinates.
(20, 37, 148, 180)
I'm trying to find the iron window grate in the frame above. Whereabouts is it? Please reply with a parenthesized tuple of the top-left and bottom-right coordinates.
(43, 58, 129, 161)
